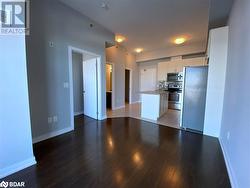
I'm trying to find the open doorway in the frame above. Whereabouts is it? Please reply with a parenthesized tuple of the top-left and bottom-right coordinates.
(106, 63, 115, 110)
(68, 46, 101, 129)
(72, 52, 84, 116)
(125, 69, 131, 104)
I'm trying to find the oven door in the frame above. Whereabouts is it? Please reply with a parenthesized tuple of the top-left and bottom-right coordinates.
(168, 91, 182, 110)
(169, 91, 181, 102)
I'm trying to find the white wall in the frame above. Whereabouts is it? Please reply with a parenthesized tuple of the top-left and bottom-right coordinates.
(26, 0, 113, 141)
(125, 52, 140, 102)
(106, 46, 139, 108)
(220, 1, 250, 187)
(72, 52, 83, 115)
(106, 46, 126, 108)
(0, 35, 36, 178)
(203, 27, 229, 137)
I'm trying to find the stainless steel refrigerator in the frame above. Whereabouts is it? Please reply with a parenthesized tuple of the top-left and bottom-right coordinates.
(181, 66, 208, 133)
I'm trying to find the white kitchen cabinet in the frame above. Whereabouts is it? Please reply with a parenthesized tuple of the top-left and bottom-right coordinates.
(168, 61, 179, 73)
(175, 60, 184, 72)
(159, 93, 169, 117)
(157, 57, 206, 81)
(158, 61, 170, 81)
(141, 91, 169, 121)
(182, 57, 207, 67)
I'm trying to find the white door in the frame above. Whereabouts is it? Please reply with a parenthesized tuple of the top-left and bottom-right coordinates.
(83, 58, 98, 119)
(140, 68, 157, 91)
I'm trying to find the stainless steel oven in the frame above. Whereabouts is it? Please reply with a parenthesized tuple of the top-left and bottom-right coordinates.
(167, 73, 183, 110)
(168, 90, 182, 110)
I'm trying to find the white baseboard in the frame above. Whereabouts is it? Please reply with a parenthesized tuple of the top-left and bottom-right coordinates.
(74, 111, 84, 116)
(219, 138, 238, 188)
(32, 127, 74, 144)
(0, 157, 36, 179)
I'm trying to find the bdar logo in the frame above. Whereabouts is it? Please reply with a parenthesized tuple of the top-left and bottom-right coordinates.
(0, 181, 8, 188)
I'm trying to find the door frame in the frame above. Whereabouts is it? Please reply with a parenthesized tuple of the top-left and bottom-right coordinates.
(106, 62, 115, 110)
(125, 68, 132, 104)
(68, 46, 101, 129)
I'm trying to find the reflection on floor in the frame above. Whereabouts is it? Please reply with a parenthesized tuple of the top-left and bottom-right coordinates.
(107, 103, 181, 129)
(2, 116, 231, 187)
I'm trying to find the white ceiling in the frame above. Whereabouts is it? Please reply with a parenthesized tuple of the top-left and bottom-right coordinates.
(60, 0, 210, 53)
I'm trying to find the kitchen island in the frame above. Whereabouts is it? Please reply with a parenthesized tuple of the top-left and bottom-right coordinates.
(140, 90, 169, 121)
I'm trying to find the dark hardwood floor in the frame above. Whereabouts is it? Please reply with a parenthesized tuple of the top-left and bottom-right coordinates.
(2, 116, 231, 188)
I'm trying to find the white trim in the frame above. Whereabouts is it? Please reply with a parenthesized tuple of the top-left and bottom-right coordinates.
(69, 46, 100, 57)
(112, 64, 115, 110)
(0, 157, 36, 179)
(68, 46, 102, 128)
(219, 138, 238, 188)
(97, 57, 102, 120)
(125, 68, 133, 104)
(68, 46, 75, 131)
(32, 127, 74, 144)
(74, 111, 84, 116)
(180, 66, 186, 128)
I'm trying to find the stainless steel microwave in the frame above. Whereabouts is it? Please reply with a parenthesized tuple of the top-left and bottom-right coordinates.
(167, 72, 183, 82)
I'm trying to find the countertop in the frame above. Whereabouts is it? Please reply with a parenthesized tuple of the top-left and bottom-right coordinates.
(140, 90, 169, 95)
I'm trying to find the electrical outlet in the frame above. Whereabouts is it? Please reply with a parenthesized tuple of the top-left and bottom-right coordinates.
(48, 117, 53, 124)
(227, 132, 230, 141)
(49, 41, 54, 47)
(53, 116, 58, 123)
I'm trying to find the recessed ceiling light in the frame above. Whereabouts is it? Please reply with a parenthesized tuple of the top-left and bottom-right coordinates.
(174, 37, 186, 45)
(115, 35, 126, 43)
(135, 48, 143, 53)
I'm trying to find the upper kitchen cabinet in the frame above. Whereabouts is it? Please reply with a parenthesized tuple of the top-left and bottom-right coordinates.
(157, 57, 206, 81)
(158, 61, 168, 81)
(174, 60, 185, 73)
(157, 59, 185, 81)
(182, 57, 207, 67)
